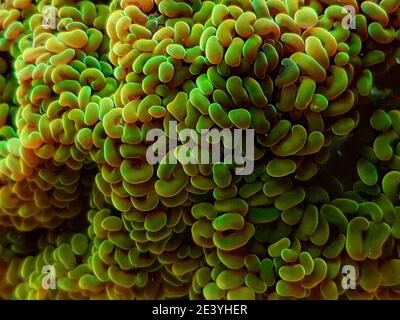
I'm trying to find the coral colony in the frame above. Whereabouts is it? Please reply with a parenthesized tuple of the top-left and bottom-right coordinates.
(0, 0, 400, 300)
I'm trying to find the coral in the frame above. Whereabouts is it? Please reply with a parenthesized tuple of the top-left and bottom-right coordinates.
(0, 0, 400, 300)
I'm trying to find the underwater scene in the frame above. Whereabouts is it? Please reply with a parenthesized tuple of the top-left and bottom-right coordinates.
(0, 0, 400, 300)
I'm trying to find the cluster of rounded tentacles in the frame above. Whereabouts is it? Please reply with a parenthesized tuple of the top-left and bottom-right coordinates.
(1, 0, 400, 300)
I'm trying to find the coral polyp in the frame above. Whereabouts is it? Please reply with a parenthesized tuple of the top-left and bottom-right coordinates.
(0, 0, 400, 300)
